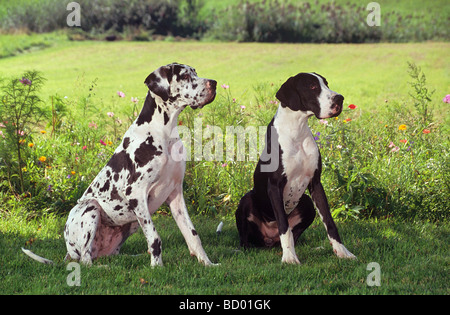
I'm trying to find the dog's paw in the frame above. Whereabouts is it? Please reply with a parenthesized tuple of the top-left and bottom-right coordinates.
(332, 242, 356, 259)
(281, 252, 301, 265)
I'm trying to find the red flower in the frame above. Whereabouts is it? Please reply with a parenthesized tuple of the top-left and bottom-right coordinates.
(422, 129, 431, 134)
(348, 104, 357, 110)
(399, 139, 407, 144)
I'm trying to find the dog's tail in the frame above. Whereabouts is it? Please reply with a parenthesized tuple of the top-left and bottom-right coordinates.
(21, 248, 54, 265)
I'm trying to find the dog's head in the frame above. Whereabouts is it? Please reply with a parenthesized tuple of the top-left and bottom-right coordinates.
(144, 63, 217, 109)
(276, 72, 344, 119)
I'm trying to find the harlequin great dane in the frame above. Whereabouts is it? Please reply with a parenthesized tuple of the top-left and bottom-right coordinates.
(236, 72, 356, 264)
(23, 63, 218, 266)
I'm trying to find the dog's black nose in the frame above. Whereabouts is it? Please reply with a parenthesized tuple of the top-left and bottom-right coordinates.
(333, 94, 344, 106)
(208, 80, 217, 90)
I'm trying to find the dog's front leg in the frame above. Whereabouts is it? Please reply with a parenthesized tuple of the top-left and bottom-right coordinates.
(308, 179, 356, 259)
(267, 178, 300, 264)
(166, 186, 218, 266)
(134, 203, 164, 267)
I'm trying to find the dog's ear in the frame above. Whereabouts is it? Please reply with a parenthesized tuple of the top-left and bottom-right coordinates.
(275, 76, 301, 110)
(144, 65, 173, 101)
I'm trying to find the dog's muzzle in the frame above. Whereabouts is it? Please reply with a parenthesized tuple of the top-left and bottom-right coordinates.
(329, 94, 344, 117)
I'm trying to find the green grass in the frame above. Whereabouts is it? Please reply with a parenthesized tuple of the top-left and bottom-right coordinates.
(1, 214, 448, 294)
(0, 40, 448, 114)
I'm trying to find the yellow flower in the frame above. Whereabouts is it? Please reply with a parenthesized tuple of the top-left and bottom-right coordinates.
(19, 139, 26, 145)
(398, 124, 407, 131)
(40, 130, 46, 134)
(107, 141, 113, 145)
(22, 167, 27, 172)
(38, 156, 47, 162)
(71, 171, 76, 175)
(28, 143, 34, 148)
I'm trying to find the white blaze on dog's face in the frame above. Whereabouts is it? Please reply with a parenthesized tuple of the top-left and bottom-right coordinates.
(275, 72, 344, 119)
(144, 63, 217, 110)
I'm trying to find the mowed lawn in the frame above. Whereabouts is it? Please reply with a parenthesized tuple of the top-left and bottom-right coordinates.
(0, 41, 448, 115)
(1, 214, 449, 294)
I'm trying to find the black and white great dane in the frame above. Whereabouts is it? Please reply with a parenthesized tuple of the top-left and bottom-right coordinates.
(23, 63, 218, 267)
(236, 72, 356, 264)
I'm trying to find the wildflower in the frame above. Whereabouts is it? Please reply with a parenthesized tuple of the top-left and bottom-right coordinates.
(107, 112, 115, 117)
(314, 132, 320, 141)
(71, 171, 76, 175)
(422, 129, 431, 134)
(391, 146, 400, 153)
(47, 185, 53, 192)
(344, 118, 352, 123)
(348, 104, 357, 109)
(319, 119, 328, 125)
(117, 91, 125, 98)
(221, 84, 229, 89)
(398, 124, 407, 131)
(19, 77, 32, 85)
(388, 141, 395, 148)
(89, 121, 98, 129)
(38, 156, 47, 162)
(107, 141, 113, 145)
(221, 163, 228, 167)
(443, 94, 450, 103)
(22, 167, 27, 172)
(40, 130, 46, 134)
(399, 139, 408, 144)
(336, 145, 343, 149)
(131, 97, 139, 104)
(82, 145, 87, 150)
(240, 105, 246, 109)
(99, 140, 107, 146)
(0, 131, 4, 138)
(19, 139, 26, 145)
(67, 174, 71, 179)
(28, 143, 34, 148)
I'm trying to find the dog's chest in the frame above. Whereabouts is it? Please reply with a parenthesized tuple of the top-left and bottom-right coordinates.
(278, 127, 319, 214)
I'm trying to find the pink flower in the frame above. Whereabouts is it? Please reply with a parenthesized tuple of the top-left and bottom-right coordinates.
(107, 112, 115, 117)
(82, 145, 87, 150)
(319, 119, 329, 125)
(240, 105, 246, 109)
(20, 77, 32, 85)
(99, 140, 107, 146)
(391, 146, 400, 153)
(89, 121, 98, 129)
(131, 97, 139, 104)
(388, 141, 395, 148)
(221, 163, 228, 167)
(443, 94, 450, 103)
(221, 84, 229, 89)
(117, 91, 125, 98)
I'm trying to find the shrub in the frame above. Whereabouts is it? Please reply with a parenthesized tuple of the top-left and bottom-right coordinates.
(0, 71, 47, 196)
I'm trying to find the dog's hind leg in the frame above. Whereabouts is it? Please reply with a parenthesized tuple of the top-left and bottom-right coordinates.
(64, 200, 102, 265)
(290, 194, 316, 244)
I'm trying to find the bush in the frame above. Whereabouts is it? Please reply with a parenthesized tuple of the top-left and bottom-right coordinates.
(0, 0, 448, 43)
